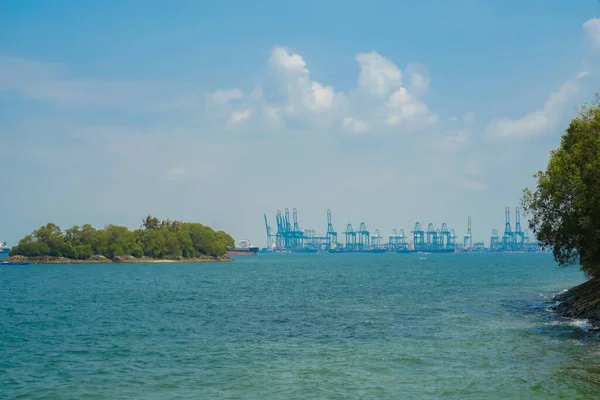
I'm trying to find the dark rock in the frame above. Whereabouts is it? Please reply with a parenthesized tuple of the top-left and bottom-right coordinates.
(553, 279, 600, 326)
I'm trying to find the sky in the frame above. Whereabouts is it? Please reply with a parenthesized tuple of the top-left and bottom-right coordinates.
(1, 0, 600, 247)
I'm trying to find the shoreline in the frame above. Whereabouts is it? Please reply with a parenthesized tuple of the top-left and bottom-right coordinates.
(3, 255, 233, 264)
(553, 278, 600, 328)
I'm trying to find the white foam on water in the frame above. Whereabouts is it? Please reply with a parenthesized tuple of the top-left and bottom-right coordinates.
(546, 319, 590, 331)
(540, 289, 568, 301)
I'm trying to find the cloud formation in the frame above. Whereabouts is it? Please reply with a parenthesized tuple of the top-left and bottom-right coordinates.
(206, 48, 439, 135)
(230, 109, 252, 123)
(269, 48, 339, 112)
(583, 18, 600, 50)
(356, 52, 403, 96)
(342, 117, 369, 134)
(484, 74, 585, 140)
(208, 88, 243, 105)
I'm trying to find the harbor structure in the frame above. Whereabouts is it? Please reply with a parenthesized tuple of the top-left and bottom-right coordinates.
(263, 207, 544, 253)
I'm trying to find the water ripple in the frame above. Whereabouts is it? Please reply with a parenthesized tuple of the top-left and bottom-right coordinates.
(1, 253, 598, 399)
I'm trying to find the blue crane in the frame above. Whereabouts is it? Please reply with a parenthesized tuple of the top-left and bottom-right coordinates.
(463, 216, 472, 248)
(292, 208, 304, 248)
(441, 223, 450, 249)
(275, 209, 285, 249)
(502, 207, 514, 250)
(426, 223, 436, 247)
(413, 222, 425, 250)
(398, 229, 408, 249)
(326, 209, 337, 250)
(389, 229, 399, 248)
(357, 222, 370, 249)
(514, 207, 524, 249)
(490, 228, 500, 250)
(371, 229, 382, 247)
(264, 214, 273, 249)
(345, 223, 356, 250)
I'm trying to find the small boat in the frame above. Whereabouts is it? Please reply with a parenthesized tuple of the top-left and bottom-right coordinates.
(0, 261, 30, 266)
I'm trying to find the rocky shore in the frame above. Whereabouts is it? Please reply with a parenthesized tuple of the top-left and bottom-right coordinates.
(553, 279, 600, 327)
(3, 254, 233, 264)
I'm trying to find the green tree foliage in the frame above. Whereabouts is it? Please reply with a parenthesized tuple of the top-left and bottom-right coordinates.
(9, 217, 235, 260)
(522, 97, 600, 278)
(141, 215, 160, 230)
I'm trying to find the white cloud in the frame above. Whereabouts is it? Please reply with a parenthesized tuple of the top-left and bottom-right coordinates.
(410, 73, 427, 91)
(351, 54, 437, 130)
(269, 47, 309, 78)
(268, 47, 342, 125)
(385, 87, 436, 128)
(207, 88, 243, 105)
(356, 52, 402, 96)
(342, 117, 369, 134)
(386, 87, 412, 108)
(409, 72, 429, 96)
(230, 109, 252, 123)
(1, 50, 440, 138)
(306, 81, 335, 111)
(262, 105, 282, 128)
(484, 75, 584, 140)
(583, 18, 600, 50)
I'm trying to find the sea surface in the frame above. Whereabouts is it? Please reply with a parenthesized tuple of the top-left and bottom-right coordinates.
(1, 253, 599, 399)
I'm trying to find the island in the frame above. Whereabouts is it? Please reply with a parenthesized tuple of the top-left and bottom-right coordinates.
(6, 216, 234, 264)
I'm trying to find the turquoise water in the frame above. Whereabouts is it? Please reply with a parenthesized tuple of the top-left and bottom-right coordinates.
(1, 253, 599, 399)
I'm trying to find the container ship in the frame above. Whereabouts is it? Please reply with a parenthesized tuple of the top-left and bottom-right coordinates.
(291, 247, 319, 253)
(327, 248, 387, 254)
(428, 248, 455, 254)
(226, 240, 259, 256)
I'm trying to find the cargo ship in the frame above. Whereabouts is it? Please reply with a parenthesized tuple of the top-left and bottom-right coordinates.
(291, 247, 319, 253)
(226, 240, 259, 256)
(422, 248, 455, 254)
(357, 248, 387, 253)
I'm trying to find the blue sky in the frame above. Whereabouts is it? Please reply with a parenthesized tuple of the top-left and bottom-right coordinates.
(1, 0, 600, 247)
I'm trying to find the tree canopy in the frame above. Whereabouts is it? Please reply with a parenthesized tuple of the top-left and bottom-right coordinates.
(10, 216, 235, 260)
(522, 97, 600, 278)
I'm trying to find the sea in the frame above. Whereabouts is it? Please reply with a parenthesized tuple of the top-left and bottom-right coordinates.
(1, 253, 599, 399)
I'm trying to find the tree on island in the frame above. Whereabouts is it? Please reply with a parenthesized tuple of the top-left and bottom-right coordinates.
(522, 96, 600, 278)
(9, 217, 235, 260)
(141, 215, 160, 231)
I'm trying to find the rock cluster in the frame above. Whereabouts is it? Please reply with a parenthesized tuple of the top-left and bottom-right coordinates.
(554, 279, 600, 326)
